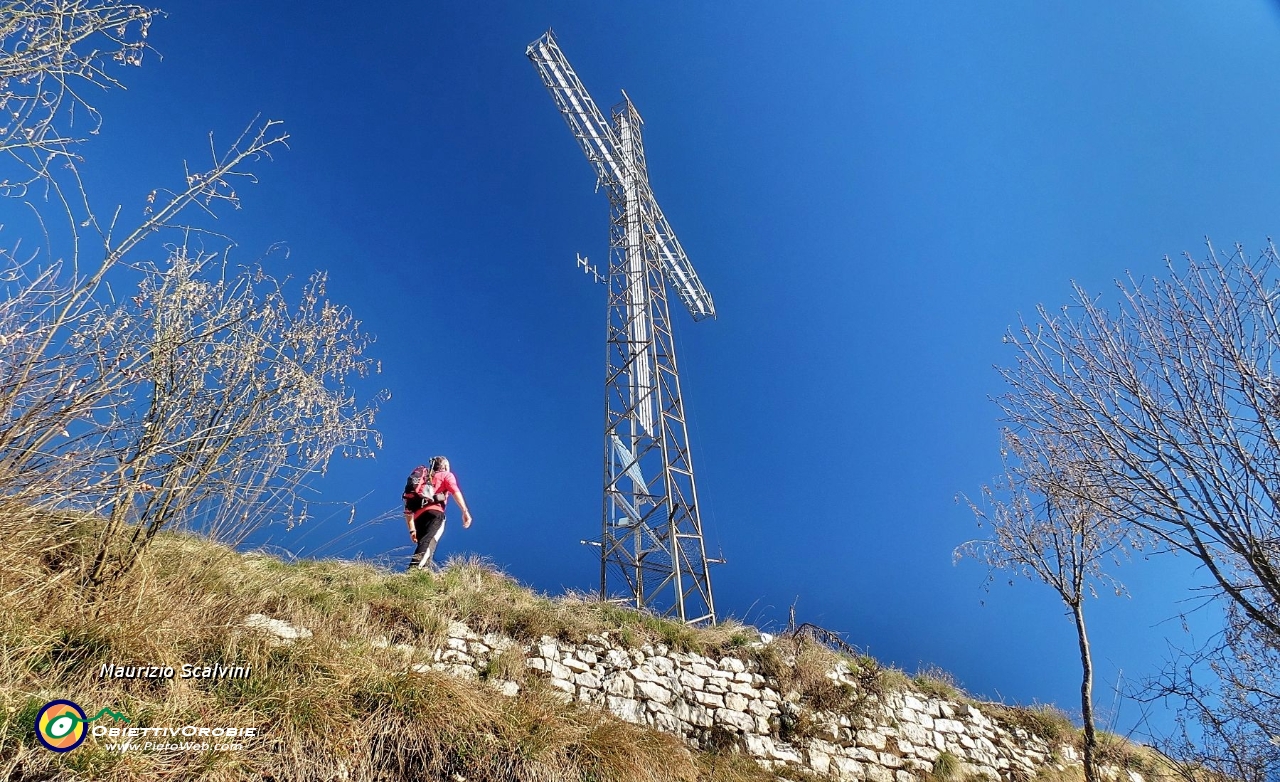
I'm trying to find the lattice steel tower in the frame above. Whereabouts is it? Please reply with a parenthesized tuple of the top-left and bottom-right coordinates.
(528, 30, 719, 624)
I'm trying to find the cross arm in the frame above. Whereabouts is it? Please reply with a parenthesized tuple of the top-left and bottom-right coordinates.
(527, 30, 626, 190)
(651, 202, 716, 321)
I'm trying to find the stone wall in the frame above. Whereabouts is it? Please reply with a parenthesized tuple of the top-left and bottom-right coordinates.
(373, 620, 1112, 782)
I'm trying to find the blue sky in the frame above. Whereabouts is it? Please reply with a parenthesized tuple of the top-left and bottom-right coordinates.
(46, 0, 1280, 740)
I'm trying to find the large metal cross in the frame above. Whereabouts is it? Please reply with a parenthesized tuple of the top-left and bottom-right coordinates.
(528, 30, 719, 624)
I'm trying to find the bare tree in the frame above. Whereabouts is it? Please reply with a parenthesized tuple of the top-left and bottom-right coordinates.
(959, 430, 1134, 782)
(997, 240, 1280, 782)
(0, 2, 385, 594)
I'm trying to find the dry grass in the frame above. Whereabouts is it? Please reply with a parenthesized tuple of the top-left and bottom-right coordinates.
(749, 636, 899, 745)
(419, 558, 761, 658)
(912, 665, 964, 703)
(750, 636, 989, 734)
(1094, 732, 1174, 777)
(986, 703, 1078, 746)
(1033, 766, 1086, 782)
(0, 509, 769, 781)
(930, 750, 962, 782)
(756, 638, 859, 713)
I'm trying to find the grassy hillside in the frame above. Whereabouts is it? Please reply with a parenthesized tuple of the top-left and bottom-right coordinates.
(0, 510, 1167, 782)
(0, 509, 792, 781)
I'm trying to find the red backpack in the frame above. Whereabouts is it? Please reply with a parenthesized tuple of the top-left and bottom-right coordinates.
(403, 465, 447, 512)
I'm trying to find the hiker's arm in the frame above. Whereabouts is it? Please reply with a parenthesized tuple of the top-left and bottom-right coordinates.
(454, 489, 473, 528)
(405, 511, 417, 541)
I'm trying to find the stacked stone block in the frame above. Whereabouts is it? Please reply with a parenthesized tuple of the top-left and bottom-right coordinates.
(394, 620, 1129, 782)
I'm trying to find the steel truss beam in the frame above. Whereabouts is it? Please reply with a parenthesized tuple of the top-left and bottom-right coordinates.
(528, 30, 717, 625)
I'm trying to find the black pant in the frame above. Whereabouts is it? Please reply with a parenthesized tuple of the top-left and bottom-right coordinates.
(408, 509, 446, 570)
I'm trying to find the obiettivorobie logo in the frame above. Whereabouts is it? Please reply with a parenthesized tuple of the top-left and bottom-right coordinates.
(34, 698, 259, 753)
(34, 700, 129, 752)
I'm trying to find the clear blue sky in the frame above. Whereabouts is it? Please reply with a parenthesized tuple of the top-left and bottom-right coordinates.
(56, 0, 1280, 740)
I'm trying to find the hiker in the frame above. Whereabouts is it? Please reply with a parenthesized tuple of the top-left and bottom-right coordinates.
(404, 456, 472, 570)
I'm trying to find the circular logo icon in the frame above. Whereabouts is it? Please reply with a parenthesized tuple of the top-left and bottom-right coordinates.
(35, 700, 87, 752)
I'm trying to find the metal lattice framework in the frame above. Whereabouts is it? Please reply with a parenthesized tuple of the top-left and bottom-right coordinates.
(527, 30, 719, 624)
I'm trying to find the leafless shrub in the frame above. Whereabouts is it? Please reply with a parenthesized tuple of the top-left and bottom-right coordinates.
(75, 245, 383, 591)
(0, 2, 384, 596)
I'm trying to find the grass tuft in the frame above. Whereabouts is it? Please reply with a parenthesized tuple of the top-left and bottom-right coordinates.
(931, 750, 961, 782)
(913, 665, 963, 702)
(987, 703, 1078, 745)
